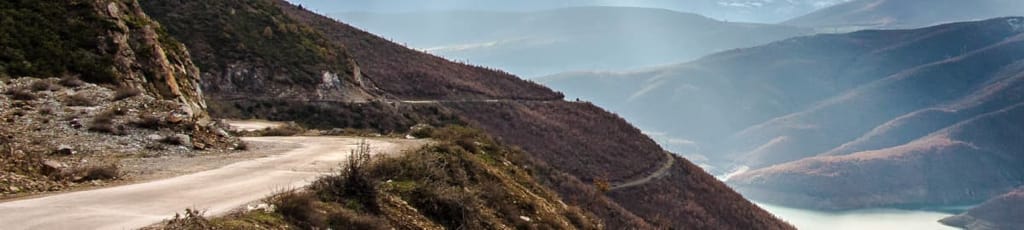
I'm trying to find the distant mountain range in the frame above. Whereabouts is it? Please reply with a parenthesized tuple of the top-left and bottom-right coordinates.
(786, 0, 1024, 30)
(288, 0, 850, 23)
(542, 17, 1024, 210)
(332, 7, 811, 77)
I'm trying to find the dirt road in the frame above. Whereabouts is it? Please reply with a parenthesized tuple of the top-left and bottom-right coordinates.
(610, 152, 676, 190)
(0, 136, 424, 230)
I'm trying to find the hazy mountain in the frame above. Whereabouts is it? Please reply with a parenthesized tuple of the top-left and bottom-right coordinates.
(288, 0, 850, 23)
(331, 7, 812, 77)
(542, 17, 1024, 209)
(786, 0, 1024, 30)
(941, 188, 1024, 230)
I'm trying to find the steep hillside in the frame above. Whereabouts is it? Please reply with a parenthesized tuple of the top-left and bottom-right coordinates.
(334, 7, 812, 77)
(784, 0, 1024, 30)
(142, 0, 793, 228)
(543, 18, 1024, 209)
(941, 188, 1024, 230)
(1, 0, 208, 121)
(0, 0, 237, 196)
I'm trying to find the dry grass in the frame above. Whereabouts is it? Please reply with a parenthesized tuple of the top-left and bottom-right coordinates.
(29, 80, 58, 91)
(88, 109, 125, 135)
(65, 92, 97, 106)
(113, 86, 142, 101)
(5, 87, 36, 101)
(132, 114, 164, 130)
(58, 75, 85, 88)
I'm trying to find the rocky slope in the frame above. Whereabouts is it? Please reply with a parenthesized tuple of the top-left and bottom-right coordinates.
(141, 0, 793, 228)
(543, 18, 1024, 209)
(784, 0, 1024, 30)
(334, 7, 812, 77)
(941, 187, 1024, 230)
(0, 0, 236, 196)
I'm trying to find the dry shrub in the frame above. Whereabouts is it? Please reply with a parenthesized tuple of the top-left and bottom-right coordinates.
(252, 123, 305, 137)
(5, 87, 36, 101)
(132, 114, 164, 129)
(312, 140, 378, 212)
(59, 75, 85, 88)
(75, 163, 120, 181)
(163, 209, 213, 230)
(65, 93, 97, 106)
(268, 190, 387, 230)
(113, 86, 142, 101)
(89, 110, 125, 135)
(30, 80, 58, 91)
(56, 162, 120, 182)
(270, 191, 323, 228)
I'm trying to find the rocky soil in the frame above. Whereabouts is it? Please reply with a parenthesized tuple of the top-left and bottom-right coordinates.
(0, 77, 239, 197)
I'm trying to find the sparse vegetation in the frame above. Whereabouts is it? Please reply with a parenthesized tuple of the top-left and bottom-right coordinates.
(29, 80, 57, 91)
(58, 75, 85, 88)
(241, 123, 306, 137)
(88, 109, 125, 135)
(113, 86, 142, 101)
(4, 87, 35, 101)
(161, 126, 601, 229)
(132, 114, 164, 130)
(65, 92, 97, 106)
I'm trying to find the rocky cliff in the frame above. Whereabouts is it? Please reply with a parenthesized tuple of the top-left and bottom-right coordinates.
(1, 0, 208, 122)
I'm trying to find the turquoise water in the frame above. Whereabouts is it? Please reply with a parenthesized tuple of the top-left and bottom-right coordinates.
(756, 203, 961, 230)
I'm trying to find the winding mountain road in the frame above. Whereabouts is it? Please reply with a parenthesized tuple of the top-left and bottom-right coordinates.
(0, 130, 424, 229)
(610, 152, 676, 191)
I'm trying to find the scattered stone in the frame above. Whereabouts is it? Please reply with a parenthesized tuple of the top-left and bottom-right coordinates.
(173, 134, 192, 147)
(215, 128, 230, 137)
(146, 134, 163, 141)
(53, 145, 76, 155)
(192, 141, 206, 150)
(166, 113, 185, 124)
(69, 118, 82, 129)
(41, 160, 68, 175)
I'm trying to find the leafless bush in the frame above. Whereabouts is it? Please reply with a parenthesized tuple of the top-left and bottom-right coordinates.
(163, 209, 213, 230)
(113, 86, 142, 101)
(65, 93, 97, 106)
(132, 114, 163, 130)
(59, 75, 85, 88)
(5, 87, 36, 101)
(30, 80, 58, 91)
(89, 110, 125, 135)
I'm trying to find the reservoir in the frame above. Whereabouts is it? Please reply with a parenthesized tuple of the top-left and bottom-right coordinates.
(756, 203, 962, 230)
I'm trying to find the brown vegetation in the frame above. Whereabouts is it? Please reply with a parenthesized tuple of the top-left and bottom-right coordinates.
(65, 92, 97, 106)
(113, 87, 142, 101)
(275, 0, 563, 101)
(153, 126, 600, 229)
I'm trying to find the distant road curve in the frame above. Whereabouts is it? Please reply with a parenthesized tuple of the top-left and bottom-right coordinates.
(610, 152, 676, 191)
(0, 126, 424, 229)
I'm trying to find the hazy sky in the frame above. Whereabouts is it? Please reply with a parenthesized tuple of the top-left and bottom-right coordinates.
(286, 0, 852, 23)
